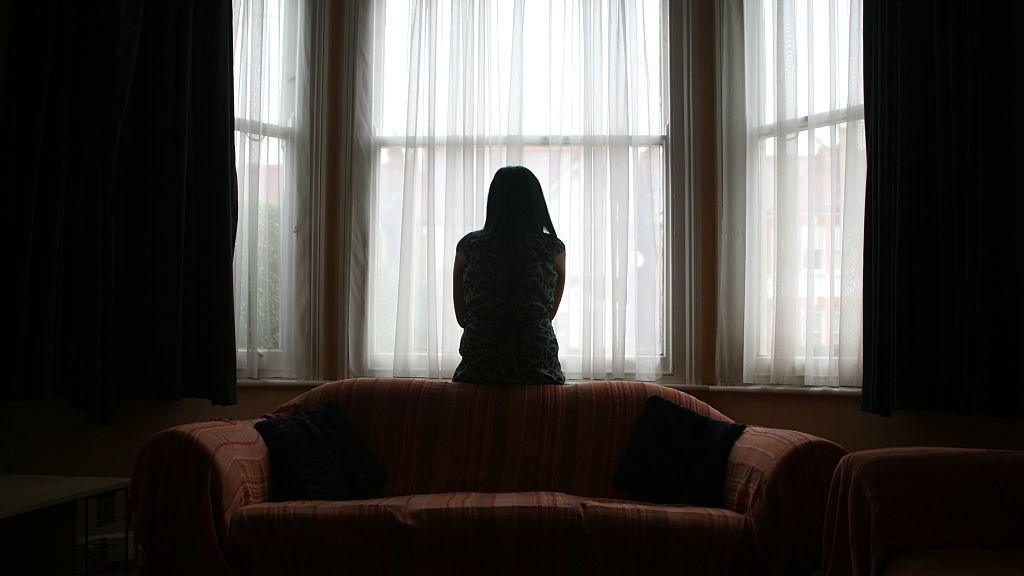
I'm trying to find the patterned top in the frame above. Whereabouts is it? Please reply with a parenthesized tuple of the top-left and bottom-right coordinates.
(453, 229, 566, 385)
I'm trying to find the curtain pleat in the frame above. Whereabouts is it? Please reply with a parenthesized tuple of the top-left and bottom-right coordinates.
(6, 0, 238, 422)
(861, 0, 1024, 418)
(331, 0, 379, 379)
(716, 0, 748, 385)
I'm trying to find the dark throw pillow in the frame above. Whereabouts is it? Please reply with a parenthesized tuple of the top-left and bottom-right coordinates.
(613, 395, 747, 507)
(254, 400, 386, 501)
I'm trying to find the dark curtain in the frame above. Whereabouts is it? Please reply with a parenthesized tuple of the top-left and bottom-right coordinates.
(5, 0, 238, 423)
(862, 0, 1024, 418)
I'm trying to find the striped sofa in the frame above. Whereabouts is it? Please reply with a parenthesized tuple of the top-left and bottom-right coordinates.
(131, 378, 846, 575)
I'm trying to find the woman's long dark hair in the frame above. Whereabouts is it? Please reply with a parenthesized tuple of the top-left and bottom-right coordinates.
(483, 166, 557, 323)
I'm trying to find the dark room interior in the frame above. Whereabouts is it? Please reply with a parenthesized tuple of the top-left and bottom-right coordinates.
(2, 1, 1022, 574)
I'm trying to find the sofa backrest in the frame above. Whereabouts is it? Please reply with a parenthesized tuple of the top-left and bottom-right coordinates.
(270, 378, 731, 499)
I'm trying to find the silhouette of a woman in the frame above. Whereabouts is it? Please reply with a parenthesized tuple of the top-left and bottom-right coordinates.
(452, 166, 566, 385)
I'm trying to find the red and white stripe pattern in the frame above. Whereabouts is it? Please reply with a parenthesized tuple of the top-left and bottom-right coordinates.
(131, 378, 846, 575)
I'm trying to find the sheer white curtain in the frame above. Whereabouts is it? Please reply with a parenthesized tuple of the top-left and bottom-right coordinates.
(361, 0, 668, 380)
(232, 0, 316, 379)
(717, 0, 865, 387)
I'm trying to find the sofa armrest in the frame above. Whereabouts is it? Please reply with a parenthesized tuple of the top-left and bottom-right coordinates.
(822, 448, 1024, 576)
(723, 426, 847, 575)
(130, 419, 269, 575)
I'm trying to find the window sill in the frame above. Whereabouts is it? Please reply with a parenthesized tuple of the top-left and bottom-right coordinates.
(662, 383, 861, 397)
(235, 378, 862, 397)
(236, 379, 327, 388)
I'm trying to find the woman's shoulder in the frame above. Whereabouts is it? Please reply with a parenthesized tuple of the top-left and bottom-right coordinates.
(456, 229, 488, 253)
(543, 233, 565, 256)
(525, 232, 563, 258)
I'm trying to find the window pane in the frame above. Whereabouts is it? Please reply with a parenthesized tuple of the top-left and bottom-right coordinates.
(378, 0, 665, 138)
(371, 143, 666, 369)
(372, 146, 403, 356)
(758, 0, 855, 125)
(234, 133, 286, 352)
(762, 0, 776, 125)
(757, 136, 776, 356)
(795, 0, 807, 118)
(234, 0, 294, 127)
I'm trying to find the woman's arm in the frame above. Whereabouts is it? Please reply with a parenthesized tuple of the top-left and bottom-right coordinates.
(552, 251, 566, 319)
(453, 252, 467, 327)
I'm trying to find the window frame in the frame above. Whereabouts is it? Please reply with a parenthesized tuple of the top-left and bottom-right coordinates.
(363, 0, 674, 378)
(746, 0, 865, 374)
(233, 119, 296, 379)
(231, 0, 308, 380)
(364, 136, 673, 377)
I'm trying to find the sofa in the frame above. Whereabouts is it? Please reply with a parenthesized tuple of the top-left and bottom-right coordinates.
(823, 447, 1024, 576)
(131, 378, 846, 575)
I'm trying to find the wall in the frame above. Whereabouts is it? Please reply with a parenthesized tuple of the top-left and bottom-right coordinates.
(2, 386, 302, 478)
(689, 389, 1024, 453)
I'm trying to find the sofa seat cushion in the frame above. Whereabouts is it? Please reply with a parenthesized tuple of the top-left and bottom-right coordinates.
(227, 491, 586, 575)
(580, 497, 750, 573)
(883, 547, 1024, 576)
(227, 492, 750, 575)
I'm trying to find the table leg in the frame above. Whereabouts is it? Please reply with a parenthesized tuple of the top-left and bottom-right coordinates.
(83, 496, 90, 575)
